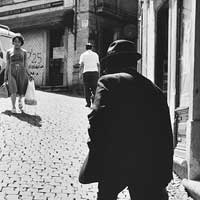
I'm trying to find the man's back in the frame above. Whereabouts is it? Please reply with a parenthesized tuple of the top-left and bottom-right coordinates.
(90, 68, 173, 187)
(79, 50, 99, 73)
(84, 39, 173, 199)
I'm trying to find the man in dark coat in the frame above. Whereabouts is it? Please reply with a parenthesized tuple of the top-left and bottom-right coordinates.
(85, 40, 174, 200)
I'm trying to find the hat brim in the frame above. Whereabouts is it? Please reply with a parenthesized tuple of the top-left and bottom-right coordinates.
(101, 51, 142, 65)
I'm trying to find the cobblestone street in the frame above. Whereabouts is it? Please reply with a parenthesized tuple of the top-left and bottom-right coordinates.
(0, 91, 193, 200)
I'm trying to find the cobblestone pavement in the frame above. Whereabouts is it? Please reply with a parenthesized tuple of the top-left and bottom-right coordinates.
(0, 91, 193, 200)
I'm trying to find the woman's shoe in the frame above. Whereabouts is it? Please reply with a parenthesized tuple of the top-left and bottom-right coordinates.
(85, 104, 91, 107)
(18, 100, 23, 112)
(11, 108, 16, 113)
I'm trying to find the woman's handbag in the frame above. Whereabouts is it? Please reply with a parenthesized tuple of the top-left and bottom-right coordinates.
(25, 80, 37, 105)
(0, 82, 9, 98)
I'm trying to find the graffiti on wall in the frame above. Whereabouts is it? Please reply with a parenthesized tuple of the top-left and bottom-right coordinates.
(23, 31, 46, 86)
(27, 48, 44, 70)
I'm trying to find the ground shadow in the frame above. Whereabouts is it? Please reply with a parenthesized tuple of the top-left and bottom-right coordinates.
(37, 84, 84, 98)
(2, 110, 42, 127)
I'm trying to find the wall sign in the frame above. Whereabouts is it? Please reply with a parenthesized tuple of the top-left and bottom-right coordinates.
(81, 20, 88, 28)
(0, 1, 64, 17)
(53, 47, 65, 59)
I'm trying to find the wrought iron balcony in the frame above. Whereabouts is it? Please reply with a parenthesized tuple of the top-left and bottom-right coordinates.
(96, 1, 137, 23)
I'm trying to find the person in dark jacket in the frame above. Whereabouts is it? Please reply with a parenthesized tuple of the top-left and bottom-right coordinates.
(86, 39, 174, 200)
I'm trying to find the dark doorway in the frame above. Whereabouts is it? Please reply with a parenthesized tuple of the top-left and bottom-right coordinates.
(99, 28, 113, 74)
(49, 28, 64, 86)
(155, 2, 169, 98)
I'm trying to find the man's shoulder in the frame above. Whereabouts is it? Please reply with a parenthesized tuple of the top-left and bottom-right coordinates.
(86, 50, 98, 57)
(80, 51, 86, 56)
(99, 73, 119, 81)
(100, 71, 136, 82)
(99, 71, 162, 91)
(91, 51, 98, 55)
(98, 73, 122, 87)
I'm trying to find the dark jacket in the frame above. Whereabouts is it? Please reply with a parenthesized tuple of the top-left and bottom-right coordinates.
(88, 68, 174, 187)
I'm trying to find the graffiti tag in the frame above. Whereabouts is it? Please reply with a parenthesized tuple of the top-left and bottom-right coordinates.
(27, 48, 43, 66)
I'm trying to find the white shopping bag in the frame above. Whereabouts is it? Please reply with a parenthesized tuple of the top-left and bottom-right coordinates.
(0, 82, 9, 98)
(25, 80, 37, 105)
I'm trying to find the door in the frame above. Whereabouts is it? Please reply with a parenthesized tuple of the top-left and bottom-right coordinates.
(155, 2, 169, 98)
(49, 28, 64, 86)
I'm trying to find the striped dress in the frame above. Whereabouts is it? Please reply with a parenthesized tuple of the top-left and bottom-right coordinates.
(7, 48, 28, 96)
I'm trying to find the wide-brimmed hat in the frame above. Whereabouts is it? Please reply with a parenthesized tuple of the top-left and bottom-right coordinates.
(101, 39, 141, 65)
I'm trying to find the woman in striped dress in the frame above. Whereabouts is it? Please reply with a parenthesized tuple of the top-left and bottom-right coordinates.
(4, 33, 32, 113)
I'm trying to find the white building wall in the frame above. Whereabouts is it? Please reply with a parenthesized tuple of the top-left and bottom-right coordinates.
(64, 0, 73, 7)
(141, 0, 156, 82)
(66, 32, 74, 86)
(178, 2, 192, 108)
(168, 0, 178, 127)
(141, 1, 148, 76)
(146, 0, 155, 82)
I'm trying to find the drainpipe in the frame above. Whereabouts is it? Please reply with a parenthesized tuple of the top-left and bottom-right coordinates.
(74, 0, 78, 50)
(94, 0, 99, 51)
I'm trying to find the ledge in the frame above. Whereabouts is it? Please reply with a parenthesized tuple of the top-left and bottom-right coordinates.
(173, 156, 188, 179)
(182, 179, 200, 200)
(0, 8, 74, 31)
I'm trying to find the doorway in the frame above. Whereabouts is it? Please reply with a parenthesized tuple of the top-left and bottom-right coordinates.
(155, 2, 169, 98)
(99, 28, 114, 74)
(49, 28, 64, 86)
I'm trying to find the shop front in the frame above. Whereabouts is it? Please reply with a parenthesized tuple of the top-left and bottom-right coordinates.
(0, 2, 74, 87)
(138, 0, 200, 181)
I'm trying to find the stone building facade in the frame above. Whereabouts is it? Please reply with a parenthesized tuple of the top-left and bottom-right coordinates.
(0, 0, 138, 89)
(72, 0, 138, 86)
(138, 0, 200, 182)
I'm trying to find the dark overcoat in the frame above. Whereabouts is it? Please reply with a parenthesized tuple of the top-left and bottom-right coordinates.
(87, 67, 174, 187)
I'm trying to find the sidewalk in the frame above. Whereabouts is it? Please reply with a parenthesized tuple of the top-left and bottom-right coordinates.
(167, 173, 193, 200)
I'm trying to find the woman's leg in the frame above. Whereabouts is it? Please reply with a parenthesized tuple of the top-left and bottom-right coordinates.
(11, 93, 17, 112)
(18, 95, 23, 111)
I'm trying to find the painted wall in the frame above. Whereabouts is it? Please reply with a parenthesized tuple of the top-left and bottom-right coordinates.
(178, 1, 192, 107)
(23, 30, 47, 86)
(140, 0, 156, 82)
(168, 0, 177, 123)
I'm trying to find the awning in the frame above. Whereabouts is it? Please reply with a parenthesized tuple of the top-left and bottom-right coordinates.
(0, 9, 74, 31)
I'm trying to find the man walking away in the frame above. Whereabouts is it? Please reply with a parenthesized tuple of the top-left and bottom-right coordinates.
(79, 43, 100, 107)
(83, 39, 174, 200)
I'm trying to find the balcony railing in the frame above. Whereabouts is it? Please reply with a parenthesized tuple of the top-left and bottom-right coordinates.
(96, 1, 137, 23)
